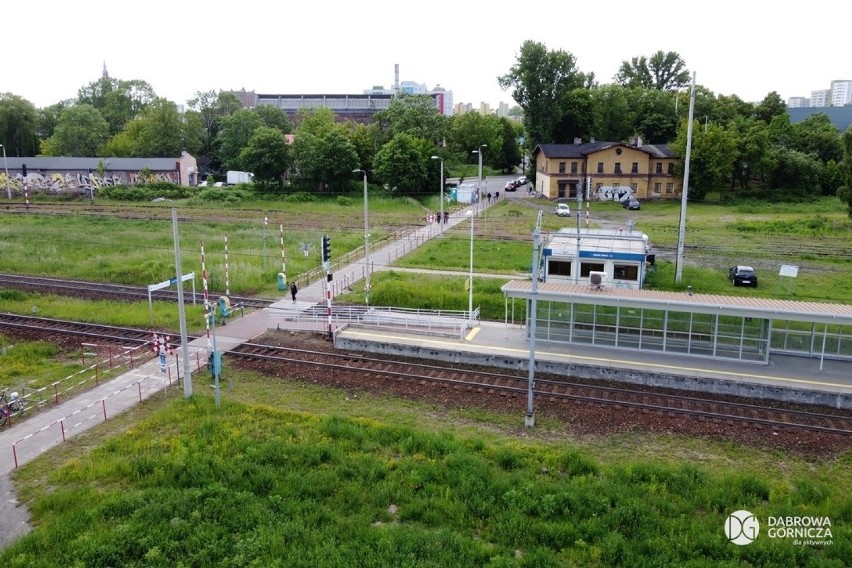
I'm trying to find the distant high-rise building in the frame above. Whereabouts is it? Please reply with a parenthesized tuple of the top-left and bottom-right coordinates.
(787, 97, 809, 108)
(810, 89, 830, 107)
(831, 80, 852, 106)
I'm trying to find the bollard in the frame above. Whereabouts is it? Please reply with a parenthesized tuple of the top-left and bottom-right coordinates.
(102, 399, 107, 421)
(61, 419, 66, 442)
(13, 444, 18, 469)
(138, 382, 142, 402)
(95, 364, 100, 386)
(54, 384, 59, 404)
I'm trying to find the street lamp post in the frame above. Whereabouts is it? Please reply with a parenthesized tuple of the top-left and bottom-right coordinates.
(431, 155, 444, 236)
(472, 144, 487, 209)
(353, 169, 370, 305)
(0, 144, 9, 199)
(467, 209, 474, 324)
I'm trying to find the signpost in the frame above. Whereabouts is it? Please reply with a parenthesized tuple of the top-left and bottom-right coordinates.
(778, 264, 799, 296)
(147, 272, 196, 324)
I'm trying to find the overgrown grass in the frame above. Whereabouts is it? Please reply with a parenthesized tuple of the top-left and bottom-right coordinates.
(4, 371, 850, 566)
(0, 334, 83, 391)
(0, 195, 427, 297)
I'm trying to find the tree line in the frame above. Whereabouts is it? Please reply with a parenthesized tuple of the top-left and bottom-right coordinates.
(0, 40, 851, 213)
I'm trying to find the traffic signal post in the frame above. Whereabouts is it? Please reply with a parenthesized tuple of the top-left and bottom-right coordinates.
(322, 234, 333, 340)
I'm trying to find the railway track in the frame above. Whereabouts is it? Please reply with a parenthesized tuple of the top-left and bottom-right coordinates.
(2, 313, 850, 438)
(0, 273, 274, 310)
(229, 342, 852, 437)
(0, 313, 193, 345)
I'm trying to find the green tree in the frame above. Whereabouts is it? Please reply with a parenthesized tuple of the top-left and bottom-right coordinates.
(77, 77, 157, 134)
(239, 127, 290, 188)
(673, 119, 737, 200)
(374, 94, 445, 145)
(254, 104, 292, 134)
(448, 112, 502, 164)
(493, 118, 523, 174)
(216, 109, 265, 171)
(0, 93, 40, 156)
(767, 146, 823, 196)
(293, 126, 359, 194)
(615, 51, 690, 91)
(498, 40, 587, 145)
(552, 88, 595, 144)
(792, 113, 843, 164)
(36, 100, 73, 142)
(132, 98, 185, 157)
(373, 133, 430, 195)
(590, 84, 635, 143)
(632, 89, 678, 144)
(44, 104, 110, 157)
(342, 121, 382, 173)
(730, 117, 771, 191)
(837, 127, 852, 217)
(754, 91, 786, 125)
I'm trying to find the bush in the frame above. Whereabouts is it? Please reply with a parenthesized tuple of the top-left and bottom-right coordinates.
(98, 183, 195, 202)
(187, 189, 252, 205)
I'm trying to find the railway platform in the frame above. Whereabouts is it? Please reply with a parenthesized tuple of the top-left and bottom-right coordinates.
(333, 319, 852, 410)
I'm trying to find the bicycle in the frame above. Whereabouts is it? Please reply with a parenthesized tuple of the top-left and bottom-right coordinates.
(0, 388, 25, 427)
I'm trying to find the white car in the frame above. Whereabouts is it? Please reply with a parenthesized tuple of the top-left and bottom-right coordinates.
(556, 203, 571, 217)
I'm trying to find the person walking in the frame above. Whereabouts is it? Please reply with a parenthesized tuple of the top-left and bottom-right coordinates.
(290, 281, 298, 303)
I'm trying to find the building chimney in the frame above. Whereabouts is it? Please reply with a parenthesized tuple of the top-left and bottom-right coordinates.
(636, 136, 643, 147)
(394, 64, 399, 95)
(574, 137, 582, 145)
(590, 137, 595, 144)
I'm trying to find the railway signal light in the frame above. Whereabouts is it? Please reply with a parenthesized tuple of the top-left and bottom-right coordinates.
(22, 164, 27, 177)
(322, 234, 331, 263)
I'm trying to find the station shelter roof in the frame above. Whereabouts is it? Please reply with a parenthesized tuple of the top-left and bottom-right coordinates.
(501, 280, 852, 327)
(546, 228, 649, 261)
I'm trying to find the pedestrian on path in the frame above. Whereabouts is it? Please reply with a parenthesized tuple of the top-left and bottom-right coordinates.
(290, 281, 298, 303)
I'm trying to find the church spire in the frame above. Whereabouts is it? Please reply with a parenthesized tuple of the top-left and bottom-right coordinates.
(102, 61, 109, 79)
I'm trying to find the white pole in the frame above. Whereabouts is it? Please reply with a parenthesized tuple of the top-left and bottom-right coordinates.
(675, 71, 696, 283)
(363, 172, 370, 305)
(171, 207, 192, 398)
(468, 209, 474, 323)
(432, 156, 444, 236)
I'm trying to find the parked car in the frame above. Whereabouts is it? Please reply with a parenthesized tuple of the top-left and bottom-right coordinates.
(622, 197, 640, 210)
(729, 265, 758, 287)
(516, 176, 527, 185)
(505, 181, 518, 192)
(556, 203, 571, 217)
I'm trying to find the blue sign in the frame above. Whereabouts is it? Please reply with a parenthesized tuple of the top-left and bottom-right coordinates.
(169, 277, 178, 285)
(579, 251, 646, 261)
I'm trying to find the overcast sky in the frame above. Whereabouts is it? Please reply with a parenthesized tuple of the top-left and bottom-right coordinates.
(4, 1, 847, 111)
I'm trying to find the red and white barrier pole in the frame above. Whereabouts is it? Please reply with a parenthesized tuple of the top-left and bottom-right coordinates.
(224, 233, 230, 296)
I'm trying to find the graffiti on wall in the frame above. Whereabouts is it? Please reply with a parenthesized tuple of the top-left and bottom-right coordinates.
(0, 170, 179, 195)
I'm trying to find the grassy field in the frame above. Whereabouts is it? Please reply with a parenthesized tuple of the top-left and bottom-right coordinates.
(3, 370, 850, 566)
(2, 195, 851, 564)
